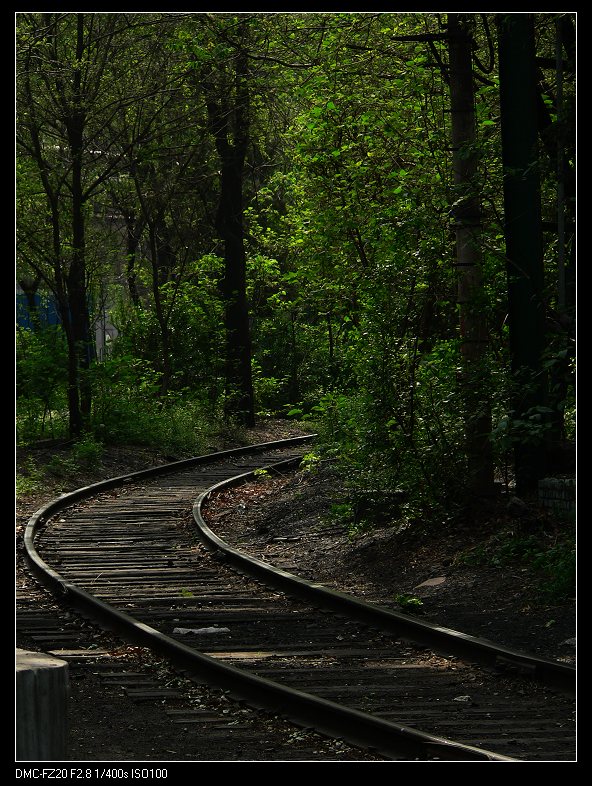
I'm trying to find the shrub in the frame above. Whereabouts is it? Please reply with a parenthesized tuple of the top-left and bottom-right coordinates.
(16, 326, 69, 443)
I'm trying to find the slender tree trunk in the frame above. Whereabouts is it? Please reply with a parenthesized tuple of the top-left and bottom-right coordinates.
(63, 324, 83, 437)
(148, 222, 173, 394)
(289, 310, 300, 403)
(65, 13, 93, 435)
(448, 13, 494, 495)
(155, 218, 177, 286)
(497, 13, 547, 492)
(68, 154, 93, 426)
(123, 210, 141, 307)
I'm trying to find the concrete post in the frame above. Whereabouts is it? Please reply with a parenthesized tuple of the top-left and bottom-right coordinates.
(16, 650, 69, 760)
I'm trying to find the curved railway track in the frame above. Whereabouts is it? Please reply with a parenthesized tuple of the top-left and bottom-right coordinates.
(22, 437, 576, 762)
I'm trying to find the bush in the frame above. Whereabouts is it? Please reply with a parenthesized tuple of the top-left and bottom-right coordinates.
(533, 539, 576, 601)
(72, 436, 104, 466)
(90, 354, 217, 455)
(16, 326, 69, 443)
(15, 456, 45, 498)
(308, 338, 469, 527)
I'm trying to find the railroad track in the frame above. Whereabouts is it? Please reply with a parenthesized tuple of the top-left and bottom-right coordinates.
(21, 437, 576, 762)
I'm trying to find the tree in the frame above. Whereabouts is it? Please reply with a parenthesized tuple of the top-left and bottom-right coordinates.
(16, 13, 175, 435)
(16, 12, 573, 512)
(180, 13, 327, 424)
(197, 16, 256, 426)
(263, 15, 471, 502)
(17, 13, 121, 435)
(497, 13, 548, 492)
(447, 13, 494, 494)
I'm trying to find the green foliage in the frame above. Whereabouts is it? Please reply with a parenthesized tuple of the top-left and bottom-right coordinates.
(22, 328, 222, 456)
(263, 28, 483, 520)
(16, 326, 69, 444)
(110, 264, 225, 401)
(393, 593, 424, 612)
(251, 359, 289, 417)
(300, 450, 321, 473)
(71, 436, 105, 467)
(17, 440, 104, 489)
(15, 457, 45, 498)
(16, 13, 575, 534)
(90, 353, 216, 454)
(489, 346, 575, 487)
(46, 452, 82, 478)
(17, 321, 212, 454)
(329, 502, 354, 523)
(532, 540, 576, 600)
(37, 437, 104, 478)
(304, 336, 469, 524)
(492, 406, 555, 445)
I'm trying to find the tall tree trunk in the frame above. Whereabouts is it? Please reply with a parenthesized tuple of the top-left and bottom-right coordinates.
(448, 13, 494, 495)
(206, 43, 255, 427)
(216, 147, 255, 426)
(497, 14, 548, 493)
(65, 13, 93, 435)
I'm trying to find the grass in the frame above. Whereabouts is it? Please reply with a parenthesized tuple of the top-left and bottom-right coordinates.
(15, 457, 46, 498)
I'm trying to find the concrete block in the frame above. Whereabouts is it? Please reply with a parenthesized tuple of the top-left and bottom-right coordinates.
(538, 477, 576, 514)
(16, 649, 69, 761)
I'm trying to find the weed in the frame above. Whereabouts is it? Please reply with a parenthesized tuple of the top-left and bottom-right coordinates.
(455, 527, 575, 602)
(16, 457, 45, 498)
(46, 454, 80, 477)
(533, 542, 576, 600)
(393, 593, 424, 612)
(455, 544, 488, 566)
(72, 436, 104, 467)
(331, 502, 353, 519)
(300, 451, 321, 473)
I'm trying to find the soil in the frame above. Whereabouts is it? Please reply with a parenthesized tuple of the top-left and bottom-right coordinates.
(15, 421, 576, 764)
(203, 462, 576, 665)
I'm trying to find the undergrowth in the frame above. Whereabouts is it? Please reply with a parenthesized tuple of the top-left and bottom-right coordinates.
(456, 520, 576, 602)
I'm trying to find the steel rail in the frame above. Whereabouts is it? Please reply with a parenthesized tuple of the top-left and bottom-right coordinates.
(23, 437, 313, 609)
(20, 436, 563, 761)
(194, 456, 576, 696)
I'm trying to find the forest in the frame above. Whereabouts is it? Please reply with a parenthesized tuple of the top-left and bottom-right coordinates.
(16, 12, 575, 536)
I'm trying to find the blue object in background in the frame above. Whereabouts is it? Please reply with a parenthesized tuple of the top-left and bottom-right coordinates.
(16, 293, 61, 329)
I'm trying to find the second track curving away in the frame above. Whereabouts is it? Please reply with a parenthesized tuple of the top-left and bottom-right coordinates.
(24, 438, 576, 762)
